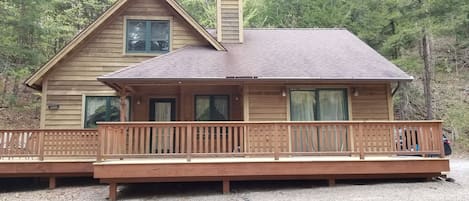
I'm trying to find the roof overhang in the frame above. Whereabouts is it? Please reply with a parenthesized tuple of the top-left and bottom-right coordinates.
(98, 77, 414, 91)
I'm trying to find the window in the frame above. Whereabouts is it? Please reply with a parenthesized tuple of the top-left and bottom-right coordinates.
(195, 95, 229, 121)
(84, 96, 130, 128)
(126, 19, 170, 53)
(290, 89, 348, 121)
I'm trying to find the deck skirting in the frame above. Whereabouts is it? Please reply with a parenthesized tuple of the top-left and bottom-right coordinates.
(93, 157, 449, 201)
(93, 158, 449, 179)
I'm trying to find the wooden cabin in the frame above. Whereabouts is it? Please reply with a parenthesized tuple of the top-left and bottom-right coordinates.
(0, 0, 449, 200)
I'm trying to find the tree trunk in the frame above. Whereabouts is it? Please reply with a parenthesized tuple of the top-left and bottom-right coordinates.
(1, 76, 9, 106)
(398, 82, 410, 120)
(12, 76, 19, 97)
(422, 28, 433, 120)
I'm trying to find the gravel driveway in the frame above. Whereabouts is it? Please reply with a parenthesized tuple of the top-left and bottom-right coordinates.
(1, 157, 468, 201)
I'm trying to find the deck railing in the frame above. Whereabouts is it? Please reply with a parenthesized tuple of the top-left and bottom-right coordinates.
(96, 121, 445, 161)
(0, 129, 98, 160)
(0, 121, 444, 161)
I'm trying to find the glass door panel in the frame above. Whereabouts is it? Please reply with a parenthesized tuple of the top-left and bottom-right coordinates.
(290, 91, 316, 121)
(318, 90, 347, 121)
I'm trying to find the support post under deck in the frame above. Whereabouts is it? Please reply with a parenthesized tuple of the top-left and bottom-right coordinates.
(109, 183, 117, 201)
(328, 178, 336, 186)
(48, 176, 56, 189)
(222, 179, 230, 194)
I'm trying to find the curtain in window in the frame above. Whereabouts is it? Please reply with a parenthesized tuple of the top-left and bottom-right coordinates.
(195, 96, 229, 121)
(318, 90, 346, 120)
(195, 96, 210, 121)
(213, 96, 228, 120)
(290, 91, 315, 121)
(155, 102, 172, 121)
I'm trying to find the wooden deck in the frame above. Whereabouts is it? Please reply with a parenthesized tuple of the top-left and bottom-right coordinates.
(0, 121, 450, 201)
(94, 156, 449, 201)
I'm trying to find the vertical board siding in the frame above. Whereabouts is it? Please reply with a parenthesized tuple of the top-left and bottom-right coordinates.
(351, 85, 390, 120)
(44, 0, 208, 129)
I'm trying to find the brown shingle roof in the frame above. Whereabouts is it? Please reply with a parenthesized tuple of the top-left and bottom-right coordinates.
(99, 29, 412, 82)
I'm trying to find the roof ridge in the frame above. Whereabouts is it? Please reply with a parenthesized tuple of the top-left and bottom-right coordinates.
(244, 28, 348, 30)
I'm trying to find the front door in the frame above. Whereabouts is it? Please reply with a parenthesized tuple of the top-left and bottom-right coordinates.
(149, 98, 176, 153)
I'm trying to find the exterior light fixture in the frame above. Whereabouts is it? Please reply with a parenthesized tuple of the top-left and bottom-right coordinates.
(281, 89, 287, 97)
(352, 88, 359, 97)
(47, 103, 60, 110)
(136, 96, 141, 105)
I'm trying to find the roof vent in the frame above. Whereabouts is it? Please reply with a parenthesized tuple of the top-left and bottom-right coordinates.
(217, 0, 243, 43)
(226, 76, 258, 79)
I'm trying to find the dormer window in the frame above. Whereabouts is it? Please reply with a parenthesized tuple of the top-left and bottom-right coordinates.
(126, 19, 170, 54)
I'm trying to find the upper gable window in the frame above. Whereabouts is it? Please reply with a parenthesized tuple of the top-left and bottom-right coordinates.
(126, 19, 170, 54)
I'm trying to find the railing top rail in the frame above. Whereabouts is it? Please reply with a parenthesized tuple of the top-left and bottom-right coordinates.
(0, 129, 98, 132)
(97, 120, 443, 126)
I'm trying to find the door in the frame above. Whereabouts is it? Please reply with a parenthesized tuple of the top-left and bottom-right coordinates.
(149, 98, 176, 121)
(149, 98, 176, 153)
(289, 89, 349, 152)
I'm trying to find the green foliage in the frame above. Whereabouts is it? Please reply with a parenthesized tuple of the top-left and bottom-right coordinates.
(392, 56, 423, 73)
(179, 0, 216, 28)
(0, 0, 116, 105)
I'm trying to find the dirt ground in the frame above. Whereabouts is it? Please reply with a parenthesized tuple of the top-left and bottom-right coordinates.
(0, 157, 468, 201)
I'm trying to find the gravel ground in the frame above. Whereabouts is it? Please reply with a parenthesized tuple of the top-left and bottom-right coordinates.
(1, 157, 468, 201)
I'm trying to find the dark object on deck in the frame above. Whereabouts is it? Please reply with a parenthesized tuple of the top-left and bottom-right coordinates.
(443, 135, 452, 156)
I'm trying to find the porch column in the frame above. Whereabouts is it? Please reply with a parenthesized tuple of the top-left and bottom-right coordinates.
(120, 91, 127, 122)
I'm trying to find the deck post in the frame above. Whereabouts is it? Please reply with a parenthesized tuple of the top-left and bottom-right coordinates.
(437, 123, 445, 158)
(222, 179, 230, 194)
(274, 124, 280, 160)
(38, 131, 45, 161)
(48, 176, 56, 189)
(328, 177, 336, 187)
(187, 124, 192, 162)
(97, 126, 103, 162)
(119, 91, 127, 122)
(243, 125, 248, 154)
(109, 182, 117, 201)
(358, 123, 365, 160)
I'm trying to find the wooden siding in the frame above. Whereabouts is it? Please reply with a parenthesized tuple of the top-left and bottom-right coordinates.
(351, 84, 391, 120)
(246, 84, 392, 121)
(43, 0, 208, 129)
(217, 0, 242, 43)
(247, 86, 288, 121)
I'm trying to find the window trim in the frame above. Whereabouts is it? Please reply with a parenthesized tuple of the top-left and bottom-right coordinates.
(82, 94, 131, 128)
(289, 88, 349, 121)
(123, 16, 173, 56)
(194, 95, 230, 121)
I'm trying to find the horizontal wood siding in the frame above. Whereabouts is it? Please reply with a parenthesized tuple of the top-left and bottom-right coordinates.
(248, 86, 287, 121)
(43, 0, 208, 129)
(351, 84, 390, 120)
(219, 0, 241, 43)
